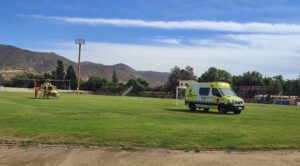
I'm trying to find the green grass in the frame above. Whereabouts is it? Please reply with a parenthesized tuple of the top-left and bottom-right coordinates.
(0, 92, 300, 150)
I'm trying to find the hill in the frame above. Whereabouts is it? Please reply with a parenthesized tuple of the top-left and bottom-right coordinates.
(138, 71, 170, 86)
(0, 44, 169, 86)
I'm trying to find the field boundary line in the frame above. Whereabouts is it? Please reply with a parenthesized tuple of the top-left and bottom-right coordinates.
(1, 140, 300, 152)
(0, 100, 36, 108)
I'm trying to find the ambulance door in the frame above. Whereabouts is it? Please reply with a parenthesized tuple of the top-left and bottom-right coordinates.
(198, 87, 210, 104)
(212, 88, 222, 105)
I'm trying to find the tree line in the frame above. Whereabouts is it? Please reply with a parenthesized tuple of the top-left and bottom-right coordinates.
(164, 66, 300, 96)
(0, 60, 149, 93)
(0, 62, 299, 96)
(44, 61, 149, 92)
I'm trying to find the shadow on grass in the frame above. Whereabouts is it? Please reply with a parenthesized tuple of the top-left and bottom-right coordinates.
(26, 97, 58, 100)
(164, 108, 234, 115)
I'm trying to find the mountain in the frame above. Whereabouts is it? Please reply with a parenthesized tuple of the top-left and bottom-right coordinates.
(0, 44, 169, 86)
(0, 45, 74, 73)
(138, 71, 170, 86)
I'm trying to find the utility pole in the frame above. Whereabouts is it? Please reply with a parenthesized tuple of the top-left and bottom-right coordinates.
(75, 38, 85, 93)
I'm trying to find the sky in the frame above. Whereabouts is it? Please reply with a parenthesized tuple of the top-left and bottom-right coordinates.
(0, 0, 300, 79)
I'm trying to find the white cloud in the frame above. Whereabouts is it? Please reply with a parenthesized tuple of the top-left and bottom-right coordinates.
(188, 39, 245, 48)
(226, 34, 300, 52)
(34, 35, 300, 79)
(154, 37, 182, 45)
(22, 14, 300, 33)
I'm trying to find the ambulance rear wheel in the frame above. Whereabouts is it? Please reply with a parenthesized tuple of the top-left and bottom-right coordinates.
(188, 103, 196, 111)
(203, 108, 209, 112)
(218, 105, 227, 114)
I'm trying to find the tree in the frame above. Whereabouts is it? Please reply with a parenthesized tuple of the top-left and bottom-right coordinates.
(43, 61, 67, 89)
(65, 65, 77, 90)
(167, 66, 196, 92)
(56, 60, 65, 80)
(44, 70, 56, 80)
(0, 73, 4, 85)
(125, 78, 149, 91)
(7, 72, 43, 88)
(233, 71, 264, 86)
(54, 60, 66, 88)
(198, 67, 232, 83)
(232, 75, 243, 87)
(263, 76, 273, 86)
(282, 78, 300, 96)
(272, 75, 284, 92)
(83, 76, 107, 91)
(297, 76, 300, 96)
(137, 78, 149, 89)
(283, 80, 293, 97)
(112, 68, 118, 86)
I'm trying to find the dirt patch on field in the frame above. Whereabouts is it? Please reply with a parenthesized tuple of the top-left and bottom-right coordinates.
(0, 145, 299, 166)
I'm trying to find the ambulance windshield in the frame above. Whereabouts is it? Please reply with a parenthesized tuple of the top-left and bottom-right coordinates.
(220, 88, 237, 96)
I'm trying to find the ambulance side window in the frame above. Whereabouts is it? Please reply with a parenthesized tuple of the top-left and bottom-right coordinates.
(212, 88, 222, 97)
(199, 88, 210, 96)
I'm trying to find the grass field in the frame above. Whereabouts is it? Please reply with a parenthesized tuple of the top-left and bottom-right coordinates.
(0, 92, 300, 150)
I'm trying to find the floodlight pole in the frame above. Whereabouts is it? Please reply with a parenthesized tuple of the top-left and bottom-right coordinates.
(77, 43, 81, 93)
(75, 39, 85, 94)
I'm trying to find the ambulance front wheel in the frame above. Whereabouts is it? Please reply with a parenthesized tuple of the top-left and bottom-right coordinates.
(218, 105, 227, 114)
(233, 110, 241, 114)
(188, 103, 196, 111)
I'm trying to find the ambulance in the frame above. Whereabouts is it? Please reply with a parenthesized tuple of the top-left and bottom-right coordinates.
(184, 81, 245, 114)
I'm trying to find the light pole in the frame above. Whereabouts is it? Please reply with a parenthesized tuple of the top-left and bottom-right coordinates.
(75, 38, 85, 93)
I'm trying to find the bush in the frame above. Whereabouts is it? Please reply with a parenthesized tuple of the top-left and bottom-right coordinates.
(82, 76, 107, 91)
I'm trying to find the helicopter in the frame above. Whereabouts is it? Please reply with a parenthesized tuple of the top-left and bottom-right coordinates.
(35, 79, 59, 99)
